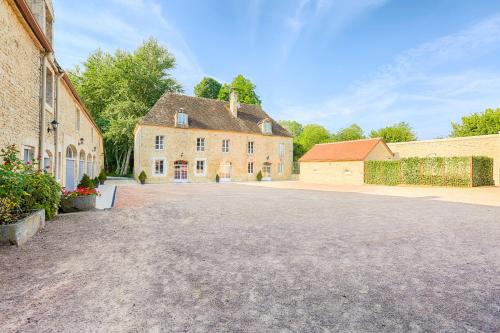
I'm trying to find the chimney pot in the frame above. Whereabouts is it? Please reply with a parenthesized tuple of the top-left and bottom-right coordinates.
(229, 91, 239, 118)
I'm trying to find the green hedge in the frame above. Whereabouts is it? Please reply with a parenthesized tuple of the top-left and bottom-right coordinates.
(365, 156, 494, 187)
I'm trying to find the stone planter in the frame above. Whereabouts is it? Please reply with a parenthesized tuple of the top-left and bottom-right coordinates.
(61, 195, 97, 213)
(0, 210, 45, 246)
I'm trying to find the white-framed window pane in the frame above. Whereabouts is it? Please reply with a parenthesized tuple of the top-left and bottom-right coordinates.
(155, 136, 164, 150)
(247, 141, 254, 154)
(196, 160, 205, 175)
(278, 163, 284, 174)
(154, 159, 165, 175)
(178, 113, 187, 125)
(222, 139, 229, 153)
(23, 148, 34, 164)
(248, 162, 254, 174)
(197, 138, 205, 151)
(279, 143, 285, 157)
(264, 122, 272, 133)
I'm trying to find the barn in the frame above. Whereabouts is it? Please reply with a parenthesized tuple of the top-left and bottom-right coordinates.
(299, 138, 394, 185)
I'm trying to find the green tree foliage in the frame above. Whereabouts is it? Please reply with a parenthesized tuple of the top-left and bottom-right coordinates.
(369, 122, 416, 143)
(295, 124, 331, 155)
(69, 38, 183, 175)
(194, 77, 222, 99)
(279, 120, 303, 137)
(332, 124, 365, 142)
(217, 75, 261, 105)
(451, 108, 500, 137)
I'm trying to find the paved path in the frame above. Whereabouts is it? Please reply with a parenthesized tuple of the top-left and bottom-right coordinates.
(1, 183, 499, 332)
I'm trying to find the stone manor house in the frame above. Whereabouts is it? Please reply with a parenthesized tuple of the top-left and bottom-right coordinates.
(134, 92, 293, 183)
(0, 0, 104, 190)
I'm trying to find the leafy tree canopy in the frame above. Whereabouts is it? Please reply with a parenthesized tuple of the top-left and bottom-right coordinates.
(217, 74, 261, 105)
(194, 77, 222, 99)
(295, 124, 331, 153)
(279, 120, 303, 137)
(69, 38, 183, 174)
(332, 124, 365, 142)
(451, 108, 500, 137)
(370, 122, 417, 143)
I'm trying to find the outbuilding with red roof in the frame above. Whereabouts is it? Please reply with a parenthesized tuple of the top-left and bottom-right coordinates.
(299, 138, 394, 185)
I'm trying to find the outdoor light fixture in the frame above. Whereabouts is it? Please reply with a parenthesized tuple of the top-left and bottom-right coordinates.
(78, 138, 84, 145)
(93, 146, 97, 152)
(180, 152, 184, 158)
(47, 119, 59, 133)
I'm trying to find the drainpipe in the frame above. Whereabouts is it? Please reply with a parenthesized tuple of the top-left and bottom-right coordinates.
(38, 52, 48, 171)
(54, 71, 62, 180)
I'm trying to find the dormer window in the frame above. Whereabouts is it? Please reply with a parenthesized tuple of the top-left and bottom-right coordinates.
(175, 109, 188, 127)
(261, 119, 272, 135)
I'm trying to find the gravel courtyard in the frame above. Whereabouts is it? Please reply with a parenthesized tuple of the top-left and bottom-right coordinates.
(1, 183, 499, 332)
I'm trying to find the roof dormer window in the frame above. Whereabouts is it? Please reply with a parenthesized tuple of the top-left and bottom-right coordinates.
(175, 108, 188, 127)
(261, 119, 272, 135)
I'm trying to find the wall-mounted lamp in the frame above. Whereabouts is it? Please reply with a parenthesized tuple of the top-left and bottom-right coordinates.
(78, 138, 84, 145)
(266, 155, 270, 160)
(47, 120, 59, 133)
(92, 146, 97, 152)
(180, 152, 184, 158)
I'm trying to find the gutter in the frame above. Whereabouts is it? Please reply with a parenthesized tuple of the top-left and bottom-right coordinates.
(38, 52, 48, 171)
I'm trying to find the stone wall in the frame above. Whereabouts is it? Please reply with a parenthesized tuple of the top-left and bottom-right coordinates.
(0, 0, 41, 154)
(134, 125, 293, 183)
(388, 134, 500, 185)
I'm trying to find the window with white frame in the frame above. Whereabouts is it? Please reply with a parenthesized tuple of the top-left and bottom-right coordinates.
(153, 158, 166, 175)
(76, 109, 80, 131)
(195, 159, 206, 176)
(279, 143, 285, 157)
(222, 139, 230, 153)
(278, 162, 284, 174)
(197, 138, 205, 151)
(263, 121, 272, 134)
(177, 112, 188, 125)
(23, 147, 34, 165)
(247, 162, 254, 174)
(155, 135, 165, 150)
(247, 141, 254, 154)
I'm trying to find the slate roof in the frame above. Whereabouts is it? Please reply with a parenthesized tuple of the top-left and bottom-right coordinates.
(299, 138, 393, 162)
(140, 93, 292, 137)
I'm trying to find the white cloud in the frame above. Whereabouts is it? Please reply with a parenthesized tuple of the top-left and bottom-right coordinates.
(279, 14, 500, 139)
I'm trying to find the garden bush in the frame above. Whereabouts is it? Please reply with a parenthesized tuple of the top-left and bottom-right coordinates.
(78, 174, 94, 189)
(98, 169, 107, 184)
(0, 145, 62, 224)
(472, 156, 494, 186)
(138, 171, 147, 184)
(364, 161, 400, 185)
(256, 170, 263, 181)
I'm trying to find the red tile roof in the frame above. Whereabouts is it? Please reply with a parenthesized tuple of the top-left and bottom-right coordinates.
(299, 138, 392, 162)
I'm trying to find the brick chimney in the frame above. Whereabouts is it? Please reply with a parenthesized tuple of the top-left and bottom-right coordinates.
(229, 91, 239, 118)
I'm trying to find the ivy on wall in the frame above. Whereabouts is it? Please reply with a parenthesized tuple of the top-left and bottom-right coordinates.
(365, 156, 494, 187)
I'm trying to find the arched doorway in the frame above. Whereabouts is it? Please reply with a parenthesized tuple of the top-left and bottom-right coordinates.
(262, 162, 272, 181)
(219, 162, 232, 182)
(174, 160, 188, 182)
(78, 150, 86, 183)
(86, 153, 92, 178)
(65, 145, 77, 190)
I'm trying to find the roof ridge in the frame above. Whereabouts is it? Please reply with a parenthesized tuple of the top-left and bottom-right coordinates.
(315, 137, 381, 145)
(163, 92, 264, 109)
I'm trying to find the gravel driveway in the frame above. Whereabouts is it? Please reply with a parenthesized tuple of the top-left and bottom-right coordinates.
(1, 183, 499, 332)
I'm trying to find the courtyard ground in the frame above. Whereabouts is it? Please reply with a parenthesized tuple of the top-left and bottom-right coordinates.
(1, 182, 499, 332)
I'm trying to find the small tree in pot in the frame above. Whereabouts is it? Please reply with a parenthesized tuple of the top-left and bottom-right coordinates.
(256, 170, 263, 181)
(215, 174, 220, 183)
(98, 170, 107, 185)
(138, 171, 147, 184)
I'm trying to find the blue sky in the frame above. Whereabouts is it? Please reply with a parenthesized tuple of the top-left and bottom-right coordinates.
(54, 0, 500, 139)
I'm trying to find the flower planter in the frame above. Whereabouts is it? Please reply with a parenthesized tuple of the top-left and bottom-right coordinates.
(60, 195, 97, 213)
(0, 209, 45, 246)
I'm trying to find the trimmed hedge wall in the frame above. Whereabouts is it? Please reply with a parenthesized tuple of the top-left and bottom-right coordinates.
(365, 156, 494, 187)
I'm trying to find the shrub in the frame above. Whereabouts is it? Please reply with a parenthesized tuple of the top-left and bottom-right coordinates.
(472, 156, 494, 186)
(78, 174, 94, 189)
(0, 145, 62, 224)
(98, 169, 107, 184)
(93, 177, 100, 187)
(215, 174, 220, 183)
(138, 171, 147, 184)
(256, 170, 263, 181)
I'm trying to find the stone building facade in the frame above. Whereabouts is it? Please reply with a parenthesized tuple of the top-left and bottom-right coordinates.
(134, 93, 293, 183)
(0, 0, 104, 189)
(388, 134, 500, 185)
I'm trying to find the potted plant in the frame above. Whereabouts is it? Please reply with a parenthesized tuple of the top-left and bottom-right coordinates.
(93, 177, 100, 188)
(78, 174, 94, 189)
(138, 171, 147, 184)
(256, 170, 263, 181)
(60, 187, 99, 213)
(215, 174, 220, 183)
(98, 169, 107, 185)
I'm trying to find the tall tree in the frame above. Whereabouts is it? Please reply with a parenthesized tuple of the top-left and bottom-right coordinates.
(333, 124, 365, 142)
(194, 77, 222, 99)
(295, 124, 331, 155)
(279, 120, 303, 137)
(451, 108, 500, 137)
(69, 38, 183, 175)
(370, 122, 416, 143)
(217, 74, 261, 105)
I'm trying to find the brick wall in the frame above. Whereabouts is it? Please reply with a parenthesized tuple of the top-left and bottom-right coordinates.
(388, 134, 500, 185)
